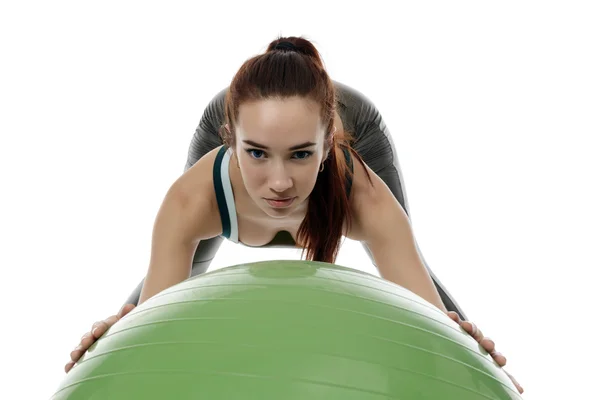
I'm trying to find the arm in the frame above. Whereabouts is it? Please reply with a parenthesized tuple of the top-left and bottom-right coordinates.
(139, 158, 222, 305)
(349, 160, 447, 312)
(65, 150, 222, 374)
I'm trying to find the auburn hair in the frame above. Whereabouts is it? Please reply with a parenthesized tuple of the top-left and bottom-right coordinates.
(220, 36, 372, 263)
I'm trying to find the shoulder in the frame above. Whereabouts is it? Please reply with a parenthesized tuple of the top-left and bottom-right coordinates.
(333, 81, 383, 136)
(164, 146, 225, 241)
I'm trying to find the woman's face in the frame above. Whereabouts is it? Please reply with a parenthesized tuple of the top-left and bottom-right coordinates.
(233, 96, 329, 219)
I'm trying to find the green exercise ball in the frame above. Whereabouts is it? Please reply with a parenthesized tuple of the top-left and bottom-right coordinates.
(52, 260, 520, 399)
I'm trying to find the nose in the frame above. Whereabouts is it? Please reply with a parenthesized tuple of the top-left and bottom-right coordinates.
(268, 163, 293, 193)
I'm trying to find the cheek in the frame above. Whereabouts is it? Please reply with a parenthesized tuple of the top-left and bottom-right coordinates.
(239, 163, 265, 189)
(296, 167, 319, 191)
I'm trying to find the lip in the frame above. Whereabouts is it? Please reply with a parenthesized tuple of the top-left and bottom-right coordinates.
(264, 197, 296, 208)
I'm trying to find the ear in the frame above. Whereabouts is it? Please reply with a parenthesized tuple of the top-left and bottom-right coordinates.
(323, 129, 337, 161)
(322, 148, 330, 163)
(222, 124, 237, 150)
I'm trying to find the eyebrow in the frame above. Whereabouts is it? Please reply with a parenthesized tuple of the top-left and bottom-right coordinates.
(242, 140, 316, 151)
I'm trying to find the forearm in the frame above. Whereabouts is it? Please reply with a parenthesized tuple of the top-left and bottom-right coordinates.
(378, 264, 448, 313)
(138, 266, 190, 305)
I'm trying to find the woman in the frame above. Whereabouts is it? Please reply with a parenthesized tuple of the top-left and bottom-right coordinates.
(65, 36, 523, 393)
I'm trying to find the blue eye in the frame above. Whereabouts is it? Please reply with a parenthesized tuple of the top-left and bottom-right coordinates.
(293, 151, 313, 160)
(246, 149, 265, 159)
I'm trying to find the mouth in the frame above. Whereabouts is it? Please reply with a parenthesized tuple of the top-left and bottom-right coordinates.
(264, 197, 296, 208)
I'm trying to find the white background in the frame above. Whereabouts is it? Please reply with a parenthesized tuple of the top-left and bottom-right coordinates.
(1, 1, 598, 399)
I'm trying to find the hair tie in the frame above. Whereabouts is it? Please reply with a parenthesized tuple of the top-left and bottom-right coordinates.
(274, 41, 297, 51)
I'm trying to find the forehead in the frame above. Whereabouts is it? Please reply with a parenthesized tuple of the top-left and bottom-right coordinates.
(236, 96, 324, 144)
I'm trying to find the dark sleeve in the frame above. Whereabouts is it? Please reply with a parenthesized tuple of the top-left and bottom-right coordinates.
(184, 87, 228, 171)
(334, 80, 469, 320)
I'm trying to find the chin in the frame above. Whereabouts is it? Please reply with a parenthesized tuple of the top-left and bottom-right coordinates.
(262, 198, 304, 218)
(261, 204, 294, 218)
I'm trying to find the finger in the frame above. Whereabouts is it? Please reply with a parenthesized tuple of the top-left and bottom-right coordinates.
(92, 315, 118, 338)
(490, 351, 507, 367)
(104, 314, 118, 327)
(70, 346, 84, 362)
(90, 320, 104, 332)
(462, 321, 484, 342)
(117, 303, 136, 319)
(447, 311, 462, 324)
(79, 333, 96, 351)
(505, 370, 524, 394)
(480, 337, 496, 353)
(93, 314, 117, 330)
(64, 361, 75, 373)
(72, 331, 101, 363)
(91, 321, 109, 339)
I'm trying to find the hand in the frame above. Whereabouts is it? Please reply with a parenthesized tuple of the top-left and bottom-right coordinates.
(447, 311, 524, 394)
(64, 303, 136, 373)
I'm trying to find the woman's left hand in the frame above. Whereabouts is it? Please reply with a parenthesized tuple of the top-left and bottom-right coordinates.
(446, 311, 524, 394)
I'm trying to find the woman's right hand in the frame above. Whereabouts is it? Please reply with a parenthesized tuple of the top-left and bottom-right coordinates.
(64, 303, 136, 373)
